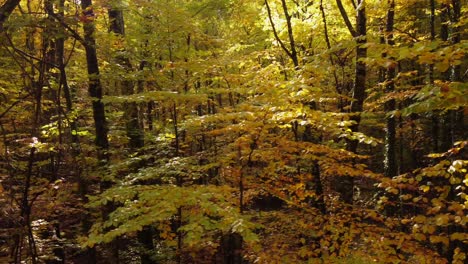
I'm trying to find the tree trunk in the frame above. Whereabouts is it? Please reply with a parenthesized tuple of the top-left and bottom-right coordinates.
(335, 0, 367, 204)
(429, 0, 439, 152)
(0, 0, 21, 31)
(347, 0, 367, 154)
(137, 226, 155, 264)
(81, 0, 109, 161)
(265, 0, 298, 67)
(384, 0, 396, 178)
(108, 3, 144, 149)
(449, 0, 464, 146)
(81, 0, 110, 263)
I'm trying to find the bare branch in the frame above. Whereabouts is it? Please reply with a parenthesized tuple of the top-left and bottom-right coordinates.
(264, 0, 294, 60)
(280, 0, 298, 67)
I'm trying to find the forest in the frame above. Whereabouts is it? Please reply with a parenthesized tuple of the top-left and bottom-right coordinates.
(0, 0, 466, 263)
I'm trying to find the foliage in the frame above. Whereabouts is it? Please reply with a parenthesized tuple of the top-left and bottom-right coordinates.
(0, 0, 466, 263)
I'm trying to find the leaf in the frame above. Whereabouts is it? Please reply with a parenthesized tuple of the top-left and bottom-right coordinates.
(429, 235, 449, 246)
(450, 233, 467, 241)
(420, 185, 430, 192)
(435, 214, 450, 226)
(414, 233, 426, 242)
(413, 215, 426, 223)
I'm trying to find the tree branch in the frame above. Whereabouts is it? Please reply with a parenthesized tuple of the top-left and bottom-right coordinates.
(48, 12, 86, 46)
(264, 0, 294, 60)
(280, 0, 298, 67)
(0, 93, 33, 120)
(0, 0, 21, 31)
(335, 0, 357, 37)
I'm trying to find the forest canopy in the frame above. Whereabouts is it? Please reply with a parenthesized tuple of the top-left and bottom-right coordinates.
(0, 0, 466, 263)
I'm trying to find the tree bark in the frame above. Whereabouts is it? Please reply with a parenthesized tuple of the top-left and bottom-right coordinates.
(347, 0, 367, 154)
(80, 1, 110, 263)
(439, 3, 454, 152)
(81, 0, 109, 161)
(384, 0, 396, 178)
(449, 0, 464, 146)
(108, 2, 144, 149)
(334, 0, 367, 205)
(429, 0, 439, 152)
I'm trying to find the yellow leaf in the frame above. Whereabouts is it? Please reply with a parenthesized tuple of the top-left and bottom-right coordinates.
(422, 224, 436, 234)
(401, 218, 411, 224)
(414, 233, 426, 241)
(414, 215, 426, 223)
(435, 214, 450, 226)
(420, 185, 430, 192)
(429, 235, 449, 246)
(450, 233, 467, 241)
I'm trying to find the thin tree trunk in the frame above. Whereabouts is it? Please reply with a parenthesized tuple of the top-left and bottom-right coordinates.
(439, 3, 452, 151)
(265, 0, 298, 67)
(449, 0, 463, 145)
(13, 147, 38, 264)
(384, 0, 396, 178)
(280, 0, 298, 67)
(445, 0, 463, 261)
(320, 0, 340, 98)
(429, 0, 439, 152)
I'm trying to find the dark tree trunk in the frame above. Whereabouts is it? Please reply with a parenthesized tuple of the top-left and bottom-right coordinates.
(108, 4, 144, 149)
(335, 0, 367, 205)
(384, 0, 396, 178)
(348, 0, 367, 154)
(12, 148, 38, 264)
(81, 0, 109, 161)
(0, 0, 20, 30)
(265, 0, 298, 67)
(429, 0, 439, 152)
(320, 0, 340, 98)
(449, 0, 464, 145)
(280, 0, 298, 67)
(80, 0, 110, 263)
(137, 226, 155, 264)
(219, 233, 243, 264)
